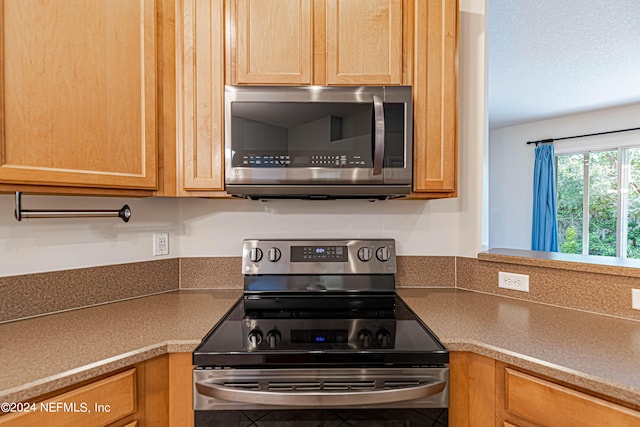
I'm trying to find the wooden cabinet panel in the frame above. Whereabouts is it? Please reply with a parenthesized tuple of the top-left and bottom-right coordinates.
(235, 0, 313, 85)
(168, 353, 195, 427)
(177, 0, 225, 193)
(0, 369, 136, 427)
(500, 367, 640, 427)
(449, 354, 640, 427)
(449, 352, 496, 427)
(0, 0, 158, 190)
(412, 0, 458, 195)
(326, 0, 403, 85)
(0, 354, 194, 426)
(230, 0, 404, 86)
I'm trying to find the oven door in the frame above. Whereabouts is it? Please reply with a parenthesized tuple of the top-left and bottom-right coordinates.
(194, 367, 448, 426)
(224, 86, 413, 191)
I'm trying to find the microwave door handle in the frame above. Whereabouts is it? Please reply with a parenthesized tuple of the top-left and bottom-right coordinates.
(373, 95, 385, 176)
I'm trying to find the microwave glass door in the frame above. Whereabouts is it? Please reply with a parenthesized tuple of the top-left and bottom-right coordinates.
(229, 102, 406, 170)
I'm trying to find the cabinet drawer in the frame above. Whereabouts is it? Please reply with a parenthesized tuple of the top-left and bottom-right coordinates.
(0, 369, 136, 427)
(504, 368, 640, 427)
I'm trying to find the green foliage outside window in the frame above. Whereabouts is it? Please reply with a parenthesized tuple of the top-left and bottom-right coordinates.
(556, 147, 640, 259)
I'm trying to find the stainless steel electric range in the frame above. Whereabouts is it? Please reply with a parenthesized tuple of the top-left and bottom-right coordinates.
(193, 239, 449, 427)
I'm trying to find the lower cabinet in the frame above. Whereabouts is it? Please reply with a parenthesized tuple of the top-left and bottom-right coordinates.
(0, 353, 193, 427)
(496, 363, 640, 427)
(449, 352, 496, 426)
(450, 352, 640, 427)
(0, 369, 136, 427)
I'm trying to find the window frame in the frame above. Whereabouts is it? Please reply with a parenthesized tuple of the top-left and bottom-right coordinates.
(554, 130, 640, 258)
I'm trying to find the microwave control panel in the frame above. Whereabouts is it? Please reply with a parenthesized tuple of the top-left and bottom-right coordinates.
(235, 152, 370, 168)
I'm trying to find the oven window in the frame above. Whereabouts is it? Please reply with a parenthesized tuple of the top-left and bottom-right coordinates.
(195, 409, 447, 426)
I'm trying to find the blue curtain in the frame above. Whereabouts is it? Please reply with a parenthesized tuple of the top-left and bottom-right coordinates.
(531, 144, 559, 251)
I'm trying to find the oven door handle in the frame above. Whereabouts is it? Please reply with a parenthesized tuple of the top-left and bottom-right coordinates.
(373, 95, 385, 176)
(195, 379, 445, 407)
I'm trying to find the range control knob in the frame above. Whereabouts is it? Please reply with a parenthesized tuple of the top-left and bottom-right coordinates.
(376, 329, 392, 348)
(357, 329, 374, 348)
(248, 247, 263, 262)
(376, 246, 390, 262)
(357, 247, 373, 262)
(266, 330, 282, 349)
(248, 329, 263, 348)
(266, 247, 282, 262)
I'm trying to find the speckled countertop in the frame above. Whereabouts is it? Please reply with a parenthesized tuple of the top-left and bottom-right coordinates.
(399, 288, 640, 407)
(1, 288, 639, 408)
(0, 290, 241, 403)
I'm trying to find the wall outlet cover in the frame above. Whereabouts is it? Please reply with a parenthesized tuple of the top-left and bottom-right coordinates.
(153, 233, 169, 256)
(498, 271, 530, 292)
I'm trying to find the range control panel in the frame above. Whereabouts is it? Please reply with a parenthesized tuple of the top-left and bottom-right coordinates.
(242, 239, 397, 275)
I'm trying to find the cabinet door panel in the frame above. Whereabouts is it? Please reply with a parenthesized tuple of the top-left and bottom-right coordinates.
(235, 0, 313, 85)
(503, 368, 640, 427)
(449, 352, 496, 427)
(0, 369, 136, 427)
(412, 0, 457, 194)
(0, 0, 157, 189)
(178, 0, 224, 192)
(326, 0, 403, 85)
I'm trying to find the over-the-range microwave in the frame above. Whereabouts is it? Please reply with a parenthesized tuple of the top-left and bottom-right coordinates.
(224, 85, 413, 200)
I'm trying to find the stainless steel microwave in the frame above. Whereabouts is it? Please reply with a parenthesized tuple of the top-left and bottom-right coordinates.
(224, 86, 413, 200)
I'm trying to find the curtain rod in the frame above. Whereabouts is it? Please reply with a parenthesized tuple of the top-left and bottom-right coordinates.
(526, 126, 640, 146)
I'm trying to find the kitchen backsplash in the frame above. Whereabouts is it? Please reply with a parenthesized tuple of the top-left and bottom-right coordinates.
(2, 253, 640, 323)
(0, 259, 179, 323)
(457, 254, 640, 322)
(0, 256, 454, 323)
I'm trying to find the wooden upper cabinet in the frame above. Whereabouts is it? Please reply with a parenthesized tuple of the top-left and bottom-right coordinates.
(325, 0, 403, 85)
(235, 0, 313, 85)
(229, 0, 405, 86)
(0, 0, 158, 190)
(177, 0, 226, 194)
(412, 0, 458, 196)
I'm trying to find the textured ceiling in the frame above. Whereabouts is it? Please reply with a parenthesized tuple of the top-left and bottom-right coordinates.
(488, 0, 640, 129)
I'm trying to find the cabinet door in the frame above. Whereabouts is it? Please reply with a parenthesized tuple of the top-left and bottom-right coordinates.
(498, 366, 640, 427)
(0, 0, 158, 189)
(234, 0, 313, 85)
(412, 0, 458, 195)
(325, 0, 403, 85)
(177, 0, 225, 193)
(0, 369, 136, 426)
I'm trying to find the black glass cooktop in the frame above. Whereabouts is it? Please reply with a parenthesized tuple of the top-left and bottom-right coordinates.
(193, 296, 448, 367)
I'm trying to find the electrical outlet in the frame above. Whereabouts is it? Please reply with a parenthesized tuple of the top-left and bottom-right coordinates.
(498, 271, 529, 292)
(153, 233, 169, 256)
(633, 289, 640, 310)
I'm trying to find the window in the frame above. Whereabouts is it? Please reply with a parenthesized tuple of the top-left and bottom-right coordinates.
(556, 146, 640, 258)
